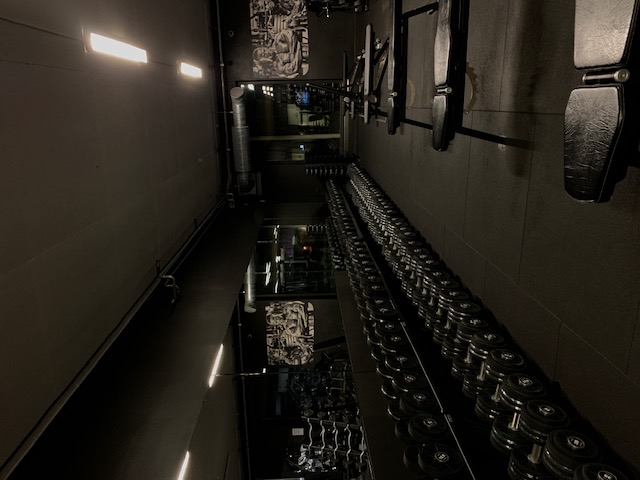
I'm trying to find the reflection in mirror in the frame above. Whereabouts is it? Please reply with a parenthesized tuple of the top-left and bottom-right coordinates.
(254, 224, 336, 295)
(238, 82, 342, 161)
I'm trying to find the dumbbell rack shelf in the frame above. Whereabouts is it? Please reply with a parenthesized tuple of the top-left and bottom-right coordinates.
(331, 182, 508, 480)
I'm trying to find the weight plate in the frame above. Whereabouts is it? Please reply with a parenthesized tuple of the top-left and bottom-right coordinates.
(393, 371, 428, 392)
(375, 321, 403, 339)
(448, 299, 483, 317)
(469, 331, 508, 360)
(381, 378, 398, 400)
(475, 391, 511, 423)
(386, 353, 419, 372)
(408, 414, 449, 443)
(387, 398, 405, 421)
(462, 372, 494, 399)
(520, 400, 570, 444)
(418, 443, 465, 479)
(433, 322, 456, 345)
(366, 298, 395, 315)
(441, 335, 466, 360)
(376, 362, 395, 380)
(451, 357, 479, 382)
(370, 344, 385, 363)
(544, 430, 600, 473)
(574, 463, 631, 480)
(508, 446, 556, 480)
(403, 444, 424, 476)
(395, 418, 415, 444)
(485, 349, 526, 383)
(400, 390, 438, 416)
(381, 332, 411, 354)
(542, 444, 576, 479)
(490, 414, 528, 455)
(499, 373, 546, 411)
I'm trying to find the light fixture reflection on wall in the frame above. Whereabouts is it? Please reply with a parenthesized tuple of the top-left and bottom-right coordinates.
(177, 451, 190, 480)
(208, 344, 224, 387)
(89, 33, 147, 63)
(179, 62, 203, 78)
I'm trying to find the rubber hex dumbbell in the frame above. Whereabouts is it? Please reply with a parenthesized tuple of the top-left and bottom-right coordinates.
(461, 332, 509, 398)
(542, 430, 600, 479)
(508, 400, 571, 480)
(573, 463, 631, 480)
(474, 350, 527, 423)
(490, 373, 547, 454)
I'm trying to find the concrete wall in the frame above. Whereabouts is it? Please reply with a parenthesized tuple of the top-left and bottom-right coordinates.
(0, 0, 220, 468)
(356, 0, 640, 472)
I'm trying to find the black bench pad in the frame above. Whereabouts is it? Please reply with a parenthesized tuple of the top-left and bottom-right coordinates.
(564, 85, 626, 202)
(574, 0, 639, 69)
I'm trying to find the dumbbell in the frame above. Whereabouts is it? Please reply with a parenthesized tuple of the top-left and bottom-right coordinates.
(573, 463, 631, 480)
(461, 332, 508, 398)
(386, 353, 420, 373)
(474, 350, 527, 422)
(381, 332, 411, 355)
(418, 442, 466, 479)
(437, 299, 482, 351)
(508, 400, 571, 480)
(542, 430, 600, 479)
(408, 413, 450, 444)
(399, 389, 438, 416)
(490, 373, 547, 454)
(450, 317, 491, 379)
(418, 272, 450, 321)
(432, 292, 472, 345)
(395, 418, 416, 444)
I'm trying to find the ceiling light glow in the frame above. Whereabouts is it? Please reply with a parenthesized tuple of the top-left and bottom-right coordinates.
(89, 33, 147, 63)
(180, 62, 203, 78)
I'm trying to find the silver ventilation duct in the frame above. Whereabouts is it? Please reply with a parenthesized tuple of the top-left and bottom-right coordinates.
(244, 254, 256, 313)
(230, 87, 254, 193)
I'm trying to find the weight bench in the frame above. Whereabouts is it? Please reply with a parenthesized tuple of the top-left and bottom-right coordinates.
(432, 0, 470, 151)
(564, 0, 640, 202)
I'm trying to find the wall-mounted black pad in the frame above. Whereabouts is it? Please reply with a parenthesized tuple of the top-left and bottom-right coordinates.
(432, 0, 469, 151)
(432, 94, 451, 152)
(434, 0, 453, 87)
(574, 0, 640, 69)
(564, 85, 627, 202)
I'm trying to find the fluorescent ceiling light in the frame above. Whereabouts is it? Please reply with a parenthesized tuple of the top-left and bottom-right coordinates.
(247, 84, 255, 91)
(180, 62, 203, 78)
(89, 33, 147, 63)
(208, 344, 224, 387)
(177, 452, 190, 480)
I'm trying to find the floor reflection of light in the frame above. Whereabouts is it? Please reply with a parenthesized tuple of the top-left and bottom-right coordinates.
(208, 344, 224, 388)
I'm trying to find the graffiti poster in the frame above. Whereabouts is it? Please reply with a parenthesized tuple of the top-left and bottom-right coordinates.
(266, 301, 314, 365)
(249, 0, 310, 79)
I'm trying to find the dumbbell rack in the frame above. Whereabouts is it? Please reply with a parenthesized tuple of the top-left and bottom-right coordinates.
(326, 166, 637, 479)
(299, 417, 370, 479)
(328, 186, 487, 479)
